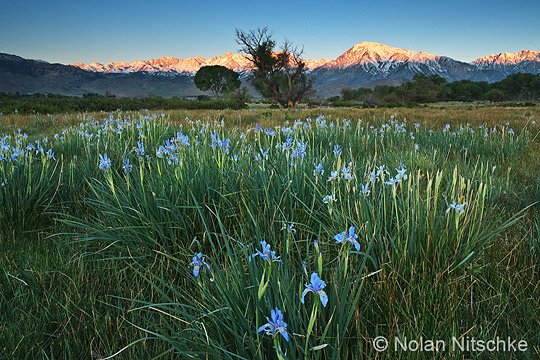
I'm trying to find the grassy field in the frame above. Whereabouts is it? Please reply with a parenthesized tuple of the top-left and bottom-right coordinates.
(0, 107, 539, 359)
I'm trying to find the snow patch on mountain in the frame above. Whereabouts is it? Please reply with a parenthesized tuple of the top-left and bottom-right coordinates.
(472, 50, 540, 67)
(73, 52, 326, 75)
(321, 41, 440, 69)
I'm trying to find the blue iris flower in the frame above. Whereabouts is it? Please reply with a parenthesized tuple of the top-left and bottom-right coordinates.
(328, 170, 339, 182)
(313, 162, 324, 177)
(282, 127, 293, 135)
(156, 145, 169, 158)
(395, 164, 408, 181)
(211, 134, 231, 154)
(281, 135, 294, 151)
(46, 149, 55, 160)
(164, 140, 176, 153)
(385, 177, 398, 186)
(291, 140, 306, 159)
(322, 194, 336, 204)
(360, 183, 370, 196)
(301, 272, 328, 307)
(122, 158, 133, 174)
(377, 165, 388, 175)
(135, 141, 145, 158)
(334, 226, 361, 251)
(250, 241, 282, 263)
(176, 132, 190, 146)
(341, 165, 353, 180)
(333, 144, 342, 158)
(10, 148, 23, 162)
(190, 252, 210, 278)
(99, 154, 112, 172)
(447, 201, 468, 215)
(315, 115, 327, 128)
(283, 223, 296, 235)
(259, 147, 270, 160)
(257, 307, 289, 342)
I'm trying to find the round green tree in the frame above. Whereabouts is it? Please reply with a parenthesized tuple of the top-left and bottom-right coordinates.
(194, 65, 241, 98)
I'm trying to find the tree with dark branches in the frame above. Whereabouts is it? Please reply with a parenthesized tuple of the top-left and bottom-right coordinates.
(235, 27, 314, 108)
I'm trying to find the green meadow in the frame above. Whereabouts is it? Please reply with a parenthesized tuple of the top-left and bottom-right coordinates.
(0, 107, 538, 359)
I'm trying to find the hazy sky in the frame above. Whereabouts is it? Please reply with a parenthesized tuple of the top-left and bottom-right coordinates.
(1, 0, 539, 64)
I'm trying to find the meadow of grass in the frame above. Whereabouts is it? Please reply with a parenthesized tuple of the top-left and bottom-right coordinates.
(0, 107, 538, 359)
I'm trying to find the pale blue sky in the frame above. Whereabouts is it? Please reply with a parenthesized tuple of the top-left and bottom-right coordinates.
(0, 0, 538, 64)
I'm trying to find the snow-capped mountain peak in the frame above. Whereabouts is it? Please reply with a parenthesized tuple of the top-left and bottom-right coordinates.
(70, 42, 540, 91)
(472, 50, 540, 66)
(72, 52, 327, 75)
(322, 41, 440, 69)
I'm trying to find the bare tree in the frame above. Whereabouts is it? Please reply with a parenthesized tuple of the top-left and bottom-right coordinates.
(236, 27, 313, 108)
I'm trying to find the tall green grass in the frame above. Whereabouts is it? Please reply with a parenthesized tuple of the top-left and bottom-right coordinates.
(0, 112, 538, 358)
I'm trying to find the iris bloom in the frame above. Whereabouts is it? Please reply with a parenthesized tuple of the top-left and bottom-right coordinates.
(369, 171, 379, 183)
(322, 194, 336, 204)
(385, 177, 398, 186)
(99, 154, 112, 172)
(10, 148, 23, 162)
(122, 158, 133, 174)
(316, 115, 327, 128)
(334, 226, 361, 251)
(377, 165, 388, 175)
(328, 170, 339, 182)
(259, 147, 269, 160)
(360, 183, 370, 196)
(156, 146, 168, 158)
(176, 132, 190, 146)
(210, 133, 231, 154)
(257, 307, 289, 342)
(313, 162, 324, 177)
(250, 241, 282, 263)
(291, 140, 306, 159)
(341, 165, 353, 180)
(283, 223, 296, 235)
(135, 141, 145, 158)
(46, 149, 55, 160)
(301, 272, 328, 307)
(281, 136, 294, 151)
(447, 201, 468, 215)
(395, 164, 408, 181)
(333, 144, 341, 158)
(190, 252, 210, 278)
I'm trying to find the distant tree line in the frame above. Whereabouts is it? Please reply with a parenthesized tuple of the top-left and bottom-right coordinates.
(0, 93, 248, 114)
(334, 73, 540, 106)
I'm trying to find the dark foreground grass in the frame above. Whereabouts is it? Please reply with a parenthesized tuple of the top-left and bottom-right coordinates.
(0, 109, 539, 359)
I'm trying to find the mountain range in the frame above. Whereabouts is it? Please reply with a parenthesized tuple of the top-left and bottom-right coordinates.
(1, 42, 539, 98)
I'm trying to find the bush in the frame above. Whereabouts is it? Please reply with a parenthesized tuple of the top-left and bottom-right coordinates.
(334, 73, 540, 105)
(0, 93, 247, 114)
